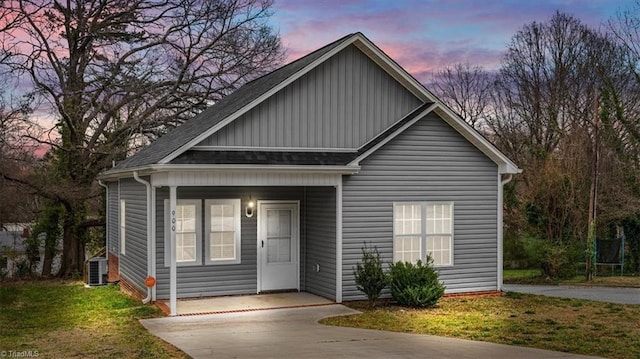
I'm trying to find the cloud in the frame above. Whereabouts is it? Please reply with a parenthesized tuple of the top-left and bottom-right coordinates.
(272, 0, 634, 81)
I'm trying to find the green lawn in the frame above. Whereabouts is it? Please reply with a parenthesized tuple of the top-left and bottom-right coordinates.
(321, 293, 640, 359)
(0, 280, 187, 358)
(504, 268, 640, 287)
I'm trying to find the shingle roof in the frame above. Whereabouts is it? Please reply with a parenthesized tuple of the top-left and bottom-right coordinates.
(170, 150, 356, 166)
(110, 33, 357, 171)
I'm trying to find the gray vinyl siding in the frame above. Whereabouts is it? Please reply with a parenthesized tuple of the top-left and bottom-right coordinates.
(118, 178, 148, 292)
(304, 187, 336, 299)
(342, 113, 499, 301)
(155, 187, 306, 299)
(107, 181, 119, 255)
(197, 45, 423, 149)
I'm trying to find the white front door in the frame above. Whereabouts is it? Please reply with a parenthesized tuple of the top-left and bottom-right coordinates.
(258, 201, 299, 292)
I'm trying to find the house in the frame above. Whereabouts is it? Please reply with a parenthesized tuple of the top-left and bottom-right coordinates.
(0, 224, 61, 277)
(98, 32, 520, 315)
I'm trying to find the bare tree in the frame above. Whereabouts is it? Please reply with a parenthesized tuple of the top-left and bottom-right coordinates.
(431, 63, 493, 130)
(0, 0, 284, 276)
(488, 11, 640, 278)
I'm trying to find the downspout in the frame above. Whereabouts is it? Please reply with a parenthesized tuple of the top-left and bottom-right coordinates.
(497, 174, 513, 291)
(133, 171, 153, 304)
(98, 180, 108, 254)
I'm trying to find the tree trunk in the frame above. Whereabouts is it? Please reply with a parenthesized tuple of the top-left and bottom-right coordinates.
(41, 250, 53, 276)
(59, 202, 86, 277)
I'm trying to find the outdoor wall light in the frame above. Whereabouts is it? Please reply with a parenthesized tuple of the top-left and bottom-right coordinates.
(246, 198, 255, 218)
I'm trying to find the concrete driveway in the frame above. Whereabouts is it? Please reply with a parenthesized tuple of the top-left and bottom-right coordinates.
(141, 304, 600, 359)
(503, 284, 640, 305)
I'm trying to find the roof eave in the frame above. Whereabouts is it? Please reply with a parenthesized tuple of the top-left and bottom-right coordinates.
(97, 163, 361, 181)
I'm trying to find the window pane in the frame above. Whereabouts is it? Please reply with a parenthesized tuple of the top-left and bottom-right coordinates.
(176, 232, 196, 262)
(427, 235, 451, 266)
(427, 204, 452, 234)
(177, 205, 196, 232)
(210, 231, 236, 260)
(211, 204, 235, 232)
(394, 236, 421, 263)
(395, 204, 421, 235)
(267, 237, 291, 263)
(208, 201, 239, 262)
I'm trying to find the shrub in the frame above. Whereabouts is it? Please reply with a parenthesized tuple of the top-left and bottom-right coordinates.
(540, 241, 583, 279)
(389, 257, 445, 308)
(353, 244, 388, 307)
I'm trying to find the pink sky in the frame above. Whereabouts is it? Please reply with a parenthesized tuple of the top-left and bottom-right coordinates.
(271, 0, 633, 82)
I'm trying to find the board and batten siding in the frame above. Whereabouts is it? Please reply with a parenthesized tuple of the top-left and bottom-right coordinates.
(304, 187, 336, 299)
(107, 181, 119, 255)
(155, 186, 306, 299)
(197, 45, 423, 149)
(118, 178, 148, 293)
(342, 113, 499, 301)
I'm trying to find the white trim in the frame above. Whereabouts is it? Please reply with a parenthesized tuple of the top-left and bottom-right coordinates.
(191, 146, 358, 153)
(150, 171, 344, 188)
(163, 199, 203, 267)
(256, 200, 301, 292)
(392, 202, 423, 263)
(335, 182, 343, 303)
(169, 186, 177, 316)
(498, 174, 513, 291)
(350, 104, 438, 165)
(117, 182, 121, 275)
(99, 164, 359, 181)
(204, 199, 242, 265)
(392, 201, 454, 267)
(425, 202, 454, 267)
(151, 186, 157, 301)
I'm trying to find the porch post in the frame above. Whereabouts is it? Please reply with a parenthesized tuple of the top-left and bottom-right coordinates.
(151, 186, 157, 301)
(169, 186, 177, 316)
(335, 181, 343, 303)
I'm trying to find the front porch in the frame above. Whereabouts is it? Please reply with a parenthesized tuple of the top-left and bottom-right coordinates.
(157, 292, 334, 316)
(148, 169, 348, 315)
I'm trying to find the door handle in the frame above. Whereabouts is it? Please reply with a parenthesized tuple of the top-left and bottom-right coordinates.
(261, 240, 264, 248)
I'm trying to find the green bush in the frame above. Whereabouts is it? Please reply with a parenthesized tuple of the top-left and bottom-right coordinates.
(538, 240, 583, 279)
(353, 244, 388, 307)
(389, 257, 445, 308)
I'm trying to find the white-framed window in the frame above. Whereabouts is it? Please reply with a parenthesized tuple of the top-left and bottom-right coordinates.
(426, 203, 453, 266)
(164, 199, 202, 266)
(120, 200, 126, 255)
(393, 202, 454, 266)
(205, 199, 241, 265)
(393, 203, 422, 263)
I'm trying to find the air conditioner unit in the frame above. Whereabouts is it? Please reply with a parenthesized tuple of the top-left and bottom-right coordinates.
(87, 257, 107, 286)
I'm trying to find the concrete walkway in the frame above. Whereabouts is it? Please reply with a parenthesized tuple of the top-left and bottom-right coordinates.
(141, 304, 601, 359)
(503, 284, 640, 305)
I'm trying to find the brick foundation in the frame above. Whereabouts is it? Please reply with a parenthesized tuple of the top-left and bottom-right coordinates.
(107, 251, 120, 283)
(119, 275, 146, 300)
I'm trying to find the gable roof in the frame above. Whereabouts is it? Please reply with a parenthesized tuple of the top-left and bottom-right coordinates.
(113, 33, 360, 170)
(168, 102, 435, 166)
(103, 32, 520, 177)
